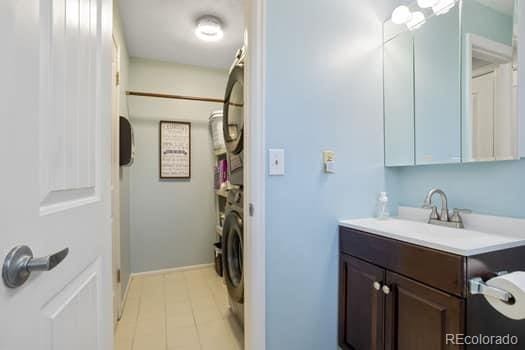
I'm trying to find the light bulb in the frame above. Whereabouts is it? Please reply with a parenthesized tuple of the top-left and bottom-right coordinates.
(407, 11, 426, 31)
(433, 0, 457, 15)
(391, 6, 413, 25)
(417, 0, 440, 8)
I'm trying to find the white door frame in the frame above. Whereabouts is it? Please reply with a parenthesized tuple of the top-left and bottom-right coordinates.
(244, 0, 266, 349)
(111, 33, 122, 324)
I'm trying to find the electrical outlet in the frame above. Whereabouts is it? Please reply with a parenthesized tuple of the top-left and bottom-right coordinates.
(323, 150, 336, 173)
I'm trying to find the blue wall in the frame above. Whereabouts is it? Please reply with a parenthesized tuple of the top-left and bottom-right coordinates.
(264, 0, 394, 348)
(388, 159, 525, 219)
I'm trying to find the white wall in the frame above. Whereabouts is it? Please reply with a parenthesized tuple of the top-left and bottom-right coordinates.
(128, 59, 228, 273)
(113, 4, 131, 299)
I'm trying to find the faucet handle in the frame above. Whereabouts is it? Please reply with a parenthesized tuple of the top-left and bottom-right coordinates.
(450, 208, 472, 225)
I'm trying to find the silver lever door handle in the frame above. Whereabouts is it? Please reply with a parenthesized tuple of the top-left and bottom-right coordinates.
(2, 246, 69, 288)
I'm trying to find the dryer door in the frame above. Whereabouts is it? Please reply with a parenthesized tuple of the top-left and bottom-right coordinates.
(223, 63, 244, 155)
(222, 210, 244, 303)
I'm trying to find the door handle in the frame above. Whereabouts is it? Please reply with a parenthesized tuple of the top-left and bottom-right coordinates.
(2, 246, 69, 288)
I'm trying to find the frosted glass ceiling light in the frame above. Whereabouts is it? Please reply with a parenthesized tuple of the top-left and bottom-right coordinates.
(407, 11, 426, 31)
(391, 5, 413, 25)
(417, 0, 440, 8)
(433, 0, 457, 15)
(195, 16, 224, 42)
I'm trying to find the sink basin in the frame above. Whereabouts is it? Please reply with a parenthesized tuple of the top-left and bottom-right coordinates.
(339, 217, 525, 256)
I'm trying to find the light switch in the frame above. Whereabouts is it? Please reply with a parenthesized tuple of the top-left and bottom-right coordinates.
(269, 149, 285, 176)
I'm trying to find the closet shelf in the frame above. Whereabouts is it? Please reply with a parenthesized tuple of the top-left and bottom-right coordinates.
(216, 189, 228, 198)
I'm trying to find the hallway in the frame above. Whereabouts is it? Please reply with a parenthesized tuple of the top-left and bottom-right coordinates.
(115, 267, 243, 350)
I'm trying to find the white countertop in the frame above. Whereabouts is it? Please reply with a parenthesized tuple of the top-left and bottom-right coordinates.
(339, 217, 525, 256)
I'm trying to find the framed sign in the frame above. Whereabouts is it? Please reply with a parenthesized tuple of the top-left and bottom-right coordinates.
(159, 121, 191, 179)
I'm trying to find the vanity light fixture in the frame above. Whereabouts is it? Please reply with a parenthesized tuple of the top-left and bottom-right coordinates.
(432, 0, 457, 15)
(391, 5, 413, 25)
(195, 15, 224, 42)
(407, 11, 426, 31)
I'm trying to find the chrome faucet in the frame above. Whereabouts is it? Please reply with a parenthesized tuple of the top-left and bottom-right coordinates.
(422, 189, 471, 229)
(423, 189, 449, 222)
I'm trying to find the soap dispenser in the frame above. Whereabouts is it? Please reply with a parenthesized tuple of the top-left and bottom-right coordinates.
(376, 192, 390, 220)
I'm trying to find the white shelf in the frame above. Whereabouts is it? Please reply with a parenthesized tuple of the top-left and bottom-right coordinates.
(216, 189, 228, 198)
(216, 225, 223, 236)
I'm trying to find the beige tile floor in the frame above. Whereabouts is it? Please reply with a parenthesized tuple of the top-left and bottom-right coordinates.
(115, 267, 244, 350)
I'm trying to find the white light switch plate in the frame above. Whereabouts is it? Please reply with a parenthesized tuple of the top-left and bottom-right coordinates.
(269, 149, 285, 176)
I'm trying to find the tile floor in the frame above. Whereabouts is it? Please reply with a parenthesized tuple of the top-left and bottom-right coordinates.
(114, 266, 243, 350)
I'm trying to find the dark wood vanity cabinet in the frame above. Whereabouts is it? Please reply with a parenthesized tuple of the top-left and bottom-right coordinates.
(339, 255, 385, 350)
(339, 253, 464, 350)
(339, 226, 525, 350)
(384, 271, 464, 350)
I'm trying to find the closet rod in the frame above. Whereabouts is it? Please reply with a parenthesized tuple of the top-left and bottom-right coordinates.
(126, 91, 243, 107)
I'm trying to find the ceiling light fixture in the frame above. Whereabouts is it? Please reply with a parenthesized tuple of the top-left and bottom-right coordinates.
(407, 11, 426, 30)
(195, 16, 224, 42)
(432, 0, 457, 15)
(391, 5, 413, 25)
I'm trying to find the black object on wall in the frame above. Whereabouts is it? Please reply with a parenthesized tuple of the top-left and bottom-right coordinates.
(120, 116, 134, 166)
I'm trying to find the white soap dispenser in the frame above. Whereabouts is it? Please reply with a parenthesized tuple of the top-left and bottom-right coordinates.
(376, 192, 390, 220)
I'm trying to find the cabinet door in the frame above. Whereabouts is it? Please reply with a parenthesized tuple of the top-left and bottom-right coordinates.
(339, 255, 386, 350)
(385, 272, 465, 350)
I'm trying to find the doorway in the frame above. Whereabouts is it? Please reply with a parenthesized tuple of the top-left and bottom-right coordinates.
(111, 0, 255, 349)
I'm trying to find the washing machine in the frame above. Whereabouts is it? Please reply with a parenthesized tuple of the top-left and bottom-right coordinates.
(222, 187, 244, 325)
(223, 47, 245, 186)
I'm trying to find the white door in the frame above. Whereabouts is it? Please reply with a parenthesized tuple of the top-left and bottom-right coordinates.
(471, 72, 495, 161)
(0, 1, 113, 350)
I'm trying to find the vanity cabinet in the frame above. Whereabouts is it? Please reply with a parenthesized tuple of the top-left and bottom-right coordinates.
(339, 226, 525, 350)
(339, 254, 464, 350)
(384, 272, 464, 350)
(339, 255, 385, 350)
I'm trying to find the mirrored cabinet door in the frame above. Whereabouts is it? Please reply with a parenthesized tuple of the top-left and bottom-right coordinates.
(414, 6, 461, 165)
(383, 0, 522, 167)
(384, 31, 415, 166)
(462, 0, 519, 162)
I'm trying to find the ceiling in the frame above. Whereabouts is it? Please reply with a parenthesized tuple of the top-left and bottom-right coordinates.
(117, 0, 244, 69)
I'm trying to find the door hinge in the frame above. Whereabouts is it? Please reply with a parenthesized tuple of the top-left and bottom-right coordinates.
(115, 71, 120, 86)
(249, 203, 255, 217)
(116, 269, 121, 283)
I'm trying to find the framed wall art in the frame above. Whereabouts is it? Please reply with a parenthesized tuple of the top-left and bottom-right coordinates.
(159, 121, 191, 179)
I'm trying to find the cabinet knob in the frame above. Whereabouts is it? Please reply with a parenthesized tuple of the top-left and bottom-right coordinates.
(373, 281, 382, 291)
(382, 285, 391, 295)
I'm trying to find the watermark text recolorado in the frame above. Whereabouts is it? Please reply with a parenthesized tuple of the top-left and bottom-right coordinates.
(446, 334, 518, 346)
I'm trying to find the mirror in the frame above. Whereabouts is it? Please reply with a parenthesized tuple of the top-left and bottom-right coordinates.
(383, 0, 520, 167)
(462, 0, 519, 162)
(384, 30, 415, 166)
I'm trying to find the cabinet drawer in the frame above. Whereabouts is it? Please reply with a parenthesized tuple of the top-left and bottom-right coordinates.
(340, 226, 466, 297)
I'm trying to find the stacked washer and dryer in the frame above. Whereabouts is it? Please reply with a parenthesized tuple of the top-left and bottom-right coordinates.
(222, 47, 246, 326)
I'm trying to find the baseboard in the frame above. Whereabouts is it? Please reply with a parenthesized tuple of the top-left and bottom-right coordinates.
(129, 263, 215, 279)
